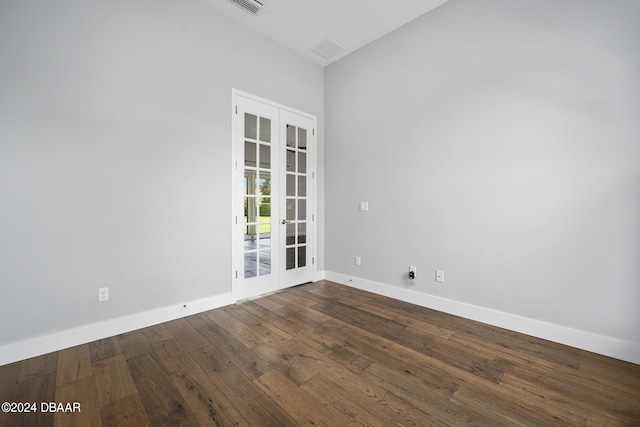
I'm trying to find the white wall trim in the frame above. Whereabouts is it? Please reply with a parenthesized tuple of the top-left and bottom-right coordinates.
(0, 292, 235, 367)
(325, 271, 640, 365)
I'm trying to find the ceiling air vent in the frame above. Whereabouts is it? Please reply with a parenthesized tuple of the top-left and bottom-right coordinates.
(311, 39, 345, 60)
(227, 0, 264, 16)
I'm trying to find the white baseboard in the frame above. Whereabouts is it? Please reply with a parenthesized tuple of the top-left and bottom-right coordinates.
(314, 269, 326, 281)
(0, 292, 235, 367)
(325, 271, 640, 365)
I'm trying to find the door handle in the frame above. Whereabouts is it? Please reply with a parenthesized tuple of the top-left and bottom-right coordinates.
(281, 219, 291, 225)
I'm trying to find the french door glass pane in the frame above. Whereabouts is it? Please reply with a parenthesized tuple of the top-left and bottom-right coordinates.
(286, 150, 295, 171)
(282, 123, 309, 273)
(286, 223, 295, 245)
(244, 113, 272, 279)
(259, 145, 271, 169)
(259, 224, 271, 248)
(245, 141, 256, 167)
(298, 246, 306, 268)
(245, 113, 257, 139)
(259, 117, 271, 142)
(286, 125, 296, 147)
(298, 223, 306, 244)
(286, 198, 295, 220)
(244, 252, 257, 278)
(286, 247, 295, 270)
(298, 199, 306, 219)
(298, 152, 306, 173)
(259, 250, 271, 275)
(286, 174, 295, 197)
(298, 128, 307, 149)
(298, 176, 306, 197)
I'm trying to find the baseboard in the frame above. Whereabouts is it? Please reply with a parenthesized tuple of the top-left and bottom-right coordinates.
(325, 271, 640, 365)
(314, 269, 326, 281)
(0, 292, 235, 367)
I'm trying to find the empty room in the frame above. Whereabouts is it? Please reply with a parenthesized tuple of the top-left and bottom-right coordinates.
(1, 0, 639, 425)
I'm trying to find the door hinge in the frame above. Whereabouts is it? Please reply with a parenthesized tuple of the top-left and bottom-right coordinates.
(313, 129, 315, 136)
(312, 171, 315, 179)
(235, 270, 238, 279)
(312, 257, 315, 265)
(235, 105, 238, 115)
(312, 214, 315, 221)
(235, 216, 238, 224)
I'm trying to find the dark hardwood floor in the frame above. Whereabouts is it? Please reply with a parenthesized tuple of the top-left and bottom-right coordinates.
(1, 280, 639, 426)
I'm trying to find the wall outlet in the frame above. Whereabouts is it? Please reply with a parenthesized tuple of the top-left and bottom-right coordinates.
(409, 266, 417, 279)
(355, 256, 361, 266)
(436, 270, 444, 283)
(98, 287, 109, 302)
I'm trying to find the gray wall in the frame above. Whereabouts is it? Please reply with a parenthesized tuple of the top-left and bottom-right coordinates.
(0, 0, 323, 346)
(325, 0, 640, 344)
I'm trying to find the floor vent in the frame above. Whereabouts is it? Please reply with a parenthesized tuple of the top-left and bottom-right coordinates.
(228, 0, 264, 16)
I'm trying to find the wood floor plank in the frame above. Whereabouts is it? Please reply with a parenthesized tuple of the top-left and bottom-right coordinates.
(254, 369, 352, 426)
(4, 280, 640, 426)
(504, 357, 640, 420)
(89, 337, 122, 363)
(53, 376, 101, 427)
(0, 362, 21, 427)
(397, 325, 507, 383)
(207, 307, 266, 349)
(171, 368, 250, 427)
(356, 298, 456, 339)
(92, 354, 138, 408)
(302, 372, 440, 427)
(238, 300, 341, 357)
(311, 299, 407, 342)
(17, 351, 58, 383)
(187, 312, 272, 380)
(251, 294, 285, 312)
(267, 288, 320, 308)
(578, 356, 640, 396)
(100, 395, 153, 427)
(325, 343, 373, 373)
(6, 373, 55, 427)
(150, 338, 200, 377)
(499, 373, 626, 426)
(273, 303, 332, 338)
(254, 337, 321, 386)
(140, 323, 173, 346)
(362, 361, 487, 426)
(189, 345, 298, 426)
(501, 371, 639, 426)
(115, 330, 153, 361)
(55, 345, 93, 386)
(127, 353, 201, 427)
(0, 362, 21, 400)
(164, 317, 210, 353)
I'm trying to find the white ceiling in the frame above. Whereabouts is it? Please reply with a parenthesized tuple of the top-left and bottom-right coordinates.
(195, 0, 451, 67)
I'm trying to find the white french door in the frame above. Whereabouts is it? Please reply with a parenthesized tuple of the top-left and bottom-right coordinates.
(232, 90, 316, 300)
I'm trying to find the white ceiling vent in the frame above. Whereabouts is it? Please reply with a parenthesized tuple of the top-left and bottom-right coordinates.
(311, 39, 345, 60)
(227, 0, 264, 16)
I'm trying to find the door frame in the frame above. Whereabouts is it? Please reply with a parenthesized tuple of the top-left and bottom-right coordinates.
(231, 89, 317, 301)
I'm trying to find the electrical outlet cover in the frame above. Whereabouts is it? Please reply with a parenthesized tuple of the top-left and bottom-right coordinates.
(98, 287, 109, 302)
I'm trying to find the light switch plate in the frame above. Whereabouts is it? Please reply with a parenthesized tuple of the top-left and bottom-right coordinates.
(359, 202, 369, 211)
